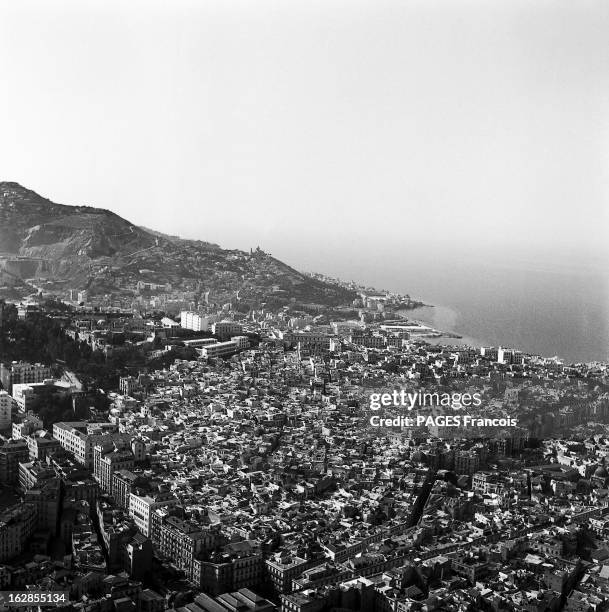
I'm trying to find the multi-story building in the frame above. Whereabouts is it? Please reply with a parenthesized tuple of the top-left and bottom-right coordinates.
(16, 304, 40, 320)
(136, 281, 172, 293)
(198, 541, 264, 595)
(119, 376, 140, 397)
(119, 374, 153, 397)
(197, 340, 244, 359)
(97, 499, 135, 572)
(11, 379, 73, 413)
(0, 362, 52, 394)
(451, 551, 489, 584)
(0, 439, 30, 484)
(25, 434, 61, 461)
(265, 552, 319, 594)
(231, 336, 251, 351)
(112, 470, 144, 510)
(0, 391, 14, 430)
(10, 384, 38, 412)
(0, 503, 37, 562)
(472, 471, 505, 496)
(480, 347, 499, 361)
(212, 321, 243, 339)
(181, 311, 209, 332)
(454, 450, 481, 476)
(198, 340, 237, 359)
(12, 414, 43, 439)
(125, 532, 154, 580)
(159, 516, 223, 584)
(183, 338, 218, 350)
(18, 461, 56, 491)
(52, 422, 127, 468)
(23, 481, 60, 531)
(96, 498, 153, 580)
(347, 333, 386, 349)
(63, 478, 99, 509)
(160, 317, 180, 332)
(497, 347, 524, 365)
(93, 440, 135, 494)
(281, 332, 332, 350)
(129, 491, 178, 537)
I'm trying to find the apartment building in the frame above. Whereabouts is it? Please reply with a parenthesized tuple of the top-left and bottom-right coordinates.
(0, 362, 52, 394)
(0, 391, 14, 430)
(198, 541, 264, 595)
(281, 332, 332, 349)
(113, 470, 146, 511)
(93, 441, 136, 494)
(52, 422, 127, 468)
(454, 451, 481, 476)
(0, 503, 37, 562)
(0, 439, 30, 484)
(158, 516, 222, 585)
(265, 552, 319, 594)
(212, 321, 243, 339)
(12, 378, 74, 414)
(231, 336, 250, 350)
(348, 333, 386, 349)
(129, 491, 178, 537)
(181, 311, 209, 332)
(25, 435, 62, 461)
(12, 414, 43, 439)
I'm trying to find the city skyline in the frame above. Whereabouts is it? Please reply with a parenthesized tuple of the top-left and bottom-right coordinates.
(1, 2, 609, 607)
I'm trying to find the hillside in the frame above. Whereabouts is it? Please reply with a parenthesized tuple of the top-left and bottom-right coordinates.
(0, 182, 356, 308)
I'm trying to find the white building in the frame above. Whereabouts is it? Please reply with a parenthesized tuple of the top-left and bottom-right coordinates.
(52, 421, 128, 467)
(12, 414, 43, 439)
(231, 336, 250, 350)
(0, 362, 52, 394)
(161, 317, 180, 331)
(129, 493, 177, 537)
(498, 347, 524, 365)
(180, 311, 209, 332)
(11, 384, 36, 412)
(197, 340, 240, 359)
(11, 379, 72, 413)
(182, 338, 218, 349)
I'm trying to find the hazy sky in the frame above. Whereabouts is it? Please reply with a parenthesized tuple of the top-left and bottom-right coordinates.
(1, 0, 608, 275)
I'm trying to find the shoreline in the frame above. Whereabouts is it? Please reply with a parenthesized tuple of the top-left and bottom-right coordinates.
(397, 305, 488, 351)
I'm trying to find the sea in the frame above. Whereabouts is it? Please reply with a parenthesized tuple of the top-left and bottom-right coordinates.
(299, 249, 609, 365)
(395, 261, 609, 364)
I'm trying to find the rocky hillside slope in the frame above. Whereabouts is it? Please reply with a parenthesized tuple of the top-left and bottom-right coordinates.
(0, 182, 355, 307)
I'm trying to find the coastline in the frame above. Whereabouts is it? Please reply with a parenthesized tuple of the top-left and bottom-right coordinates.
(398, 304, 488, 351)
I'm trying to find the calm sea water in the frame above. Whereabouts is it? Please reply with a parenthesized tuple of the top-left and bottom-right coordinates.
(396, 263, 609, 364)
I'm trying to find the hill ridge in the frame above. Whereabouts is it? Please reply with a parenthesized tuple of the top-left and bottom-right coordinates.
(0, 182, 356, 308)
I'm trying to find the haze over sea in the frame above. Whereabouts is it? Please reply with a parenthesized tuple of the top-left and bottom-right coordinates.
(280, 247, 609, 366)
